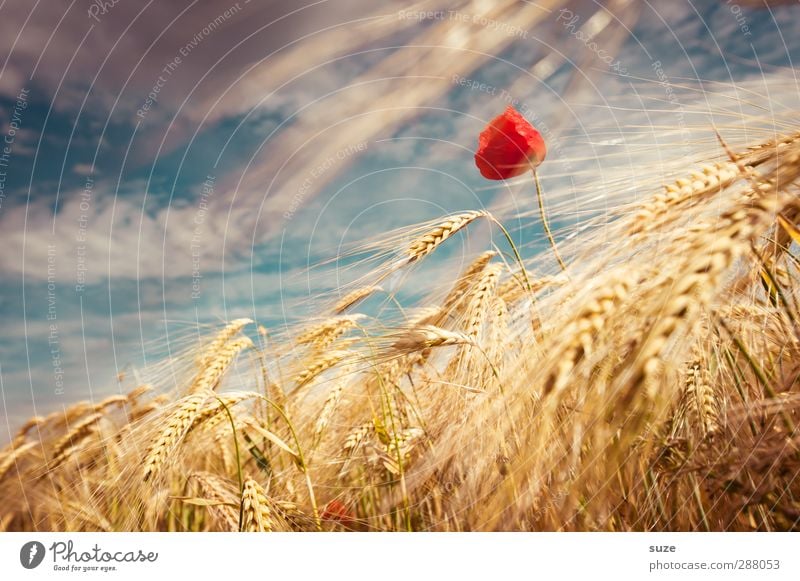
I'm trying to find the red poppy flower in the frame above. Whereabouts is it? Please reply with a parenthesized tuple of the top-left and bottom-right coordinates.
(474, 105, 546, 180)
(321, 499, 354, 527)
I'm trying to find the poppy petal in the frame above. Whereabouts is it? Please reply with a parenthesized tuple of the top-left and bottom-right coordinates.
(475, 106, 546, 180)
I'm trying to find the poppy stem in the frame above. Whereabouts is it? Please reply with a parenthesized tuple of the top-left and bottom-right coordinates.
(533, 170, 566, 272)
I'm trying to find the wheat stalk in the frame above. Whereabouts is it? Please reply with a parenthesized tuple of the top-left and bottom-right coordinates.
(628, 162, 740, 234)
(196, 318, 253, 367)
(49, 412, 104, 468)
(542, 273, 634, 397)
(498, 273, 566, 304)
(343, 422, 373, 454)
(622, 153, 800, 400)
(129, 394, 169, 422)
(333, 285, 382, 313)
(144, 392, 259, 481)
(380, 427, 425, 475)
(464, 263, 503, 340)
(293, 350, 351, 387)
(390, 325, 473, 352)
(12, 416, 45, 441)
(188, 337, 254, 394)
(628, 131, 800, 237)
(241, 477, 274, 532)
(142, 394, 208, 481)
(125, 384, 153, 402)
(94, 394, 128, 412)
(0, 441, 37, 481)
(295, 315, 364, 346)
(188, 471, 239, 531)
(685, 361, 719, 438)
(191, 392, 258, 434)
(742, 130, 800, 165)
(406, 211, 487, 263)
(440, 251, 497, 314)
(313, 382, 345, 446)
(405, 307, 442, 327)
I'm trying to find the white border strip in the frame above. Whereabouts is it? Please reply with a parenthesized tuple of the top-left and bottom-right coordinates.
(1, 532, 798, 580)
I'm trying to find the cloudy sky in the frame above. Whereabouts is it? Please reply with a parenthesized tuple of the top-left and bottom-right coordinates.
(1, 0, 798, 429)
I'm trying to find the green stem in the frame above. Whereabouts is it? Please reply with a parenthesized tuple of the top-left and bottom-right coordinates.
(214, 396, 244, 531)
(720, 319, 795, 434)
(533, 170, 566, 272)
(252, 394, 322, 530)
(357, 325, 412, 531)
(489, 216, 533, 292)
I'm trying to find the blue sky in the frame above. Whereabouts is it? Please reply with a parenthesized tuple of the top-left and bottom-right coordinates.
(1, 0, 799, 429)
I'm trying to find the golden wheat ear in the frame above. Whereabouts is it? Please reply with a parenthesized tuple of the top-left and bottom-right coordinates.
(240, 478, 274, 532)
